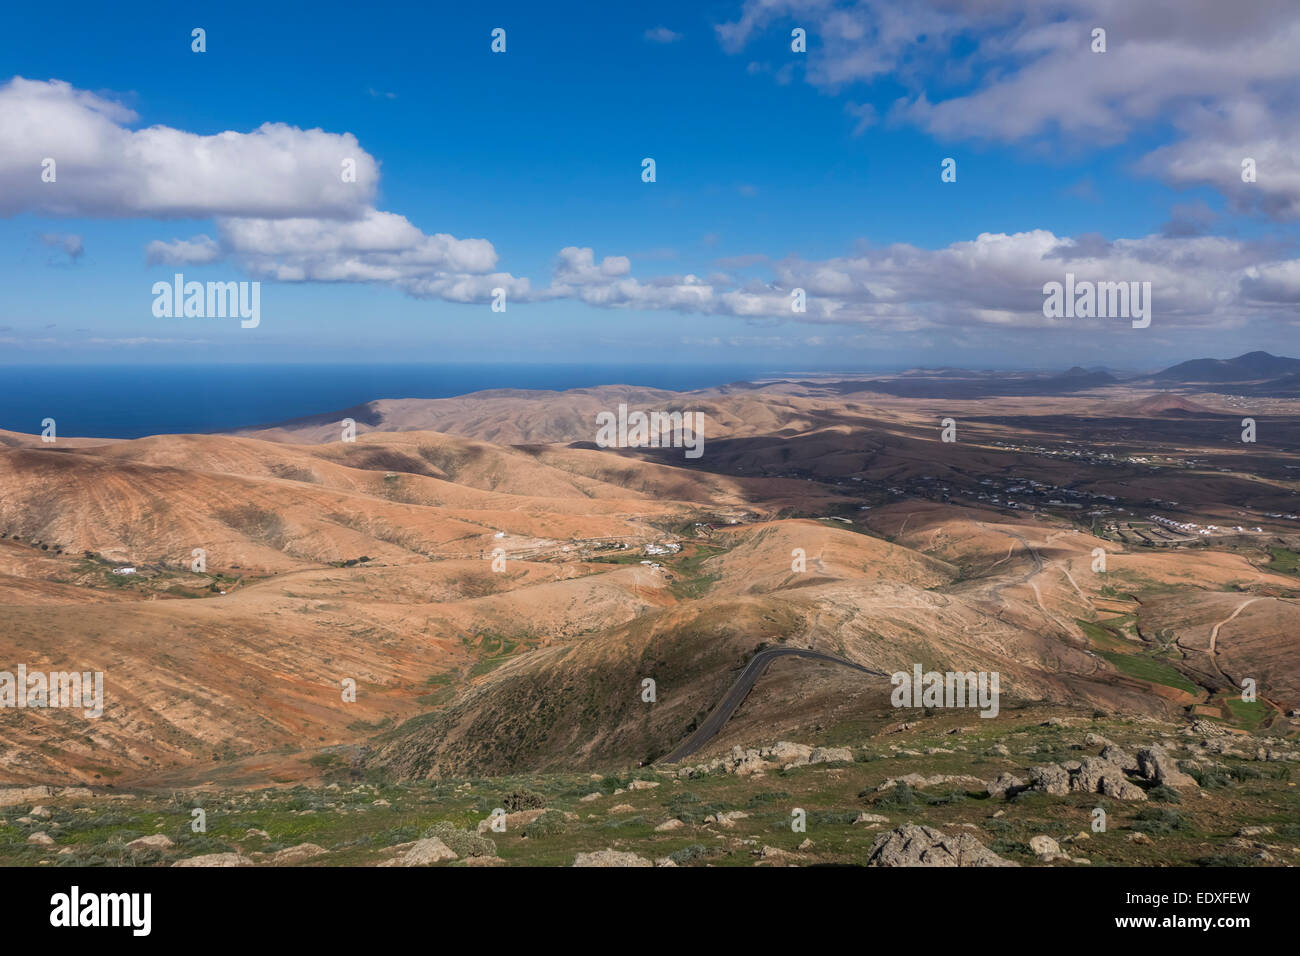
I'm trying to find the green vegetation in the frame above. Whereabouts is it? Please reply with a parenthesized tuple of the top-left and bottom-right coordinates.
(1266, 547, 1300, 576)
(4, 707, 1299, 867)
(1077, 618, 1201, 695)
(1096, 650, 1200, 695)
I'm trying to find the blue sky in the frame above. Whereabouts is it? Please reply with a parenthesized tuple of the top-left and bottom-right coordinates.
(2, 0, 1298, 369)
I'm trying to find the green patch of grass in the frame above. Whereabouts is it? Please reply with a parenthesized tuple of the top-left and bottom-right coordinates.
(1266, 547, 1300, 576)
(1097, 649, 1199, 695)
(1222, 697, 1269, 731)
(1129, 807, 1188, 835)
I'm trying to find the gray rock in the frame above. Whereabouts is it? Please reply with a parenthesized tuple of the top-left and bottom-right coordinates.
(173, 852, 253, 867)
(1029, 835, 1067, 862)
(127, 834, 174, 851)
(1029, 763, 1072, 795)
(573, 849, 652, 867)
(1099, 744, 1139, 772)
(807, 746, 854, 766)
(854, 812, 890, 825)
(379, 837, 456, 866)
(766, 741, 813, 764)
(270, 843, 329, 865)
(1137, 745, 1199, 790)
(986, 772, 1025, 799)
(866, 825, 1017, 867)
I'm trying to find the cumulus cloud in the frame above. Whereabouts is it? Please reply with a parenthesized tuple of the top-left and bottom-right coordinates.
(219, 210, 498, 280)
(0, 77, 379, 219)
(1140, 99, 1300, 221)
(717, 0, 1300, 217)
(0, 76, 522, 303)
(145, 234, 221, 265)
(550, 233, 1300, 330)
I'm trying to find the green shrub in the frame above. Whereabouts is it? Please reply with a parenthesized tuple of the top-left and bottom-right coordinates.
(421, 822, 496, 858)
(523, 810, 571, 839)
(502, 789, 546, 812)
(1130, 808, 1187, 834)
(669, 844, 726, 865)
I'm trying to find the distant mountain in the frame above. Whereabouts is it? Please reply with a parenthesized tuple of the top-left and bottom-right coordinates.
(1152, 351, 1300, 384)
(832, 367, 1118, 399)
(1107, 393, 1222, 417)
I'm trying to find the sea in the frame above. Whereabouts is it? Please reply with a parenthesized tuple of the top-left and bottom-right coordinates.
(0, 363, 814, 439)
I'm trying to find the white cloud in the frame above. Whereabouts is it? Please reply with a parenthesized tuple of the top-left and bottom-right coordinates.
(0, 77, 520, 304)
(548, 232, 1300, 330)
(718, 0, 1300, 216)
(0, 77, 379, 219)
(146, 234, 221, 265)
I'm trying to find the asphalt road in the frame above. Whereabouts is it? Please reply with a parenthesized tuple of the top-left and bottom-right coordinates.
(657, 647, 889, 765)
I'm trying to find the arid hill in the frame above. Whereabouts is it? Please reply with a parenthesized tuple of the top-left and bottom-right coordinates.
(3, 382, 1300, 787)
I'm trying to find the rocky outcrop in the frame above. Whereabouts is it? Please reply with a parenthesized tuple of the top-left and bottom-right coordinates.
(1028, 753, 1147, 801)
(573, 849, 652, 867)
(866, 825, 1017, 867)
(1028, 763, 1071, 796)
(1075, 756, 1147, 800)
(0, 786, 94, 808)
(1099, 744, 1138, 772)
(877, 773, 986, 792)
(173, 852, 254, 867)
(677, 741, 853, 777)
(1137, 746, 1198, 790)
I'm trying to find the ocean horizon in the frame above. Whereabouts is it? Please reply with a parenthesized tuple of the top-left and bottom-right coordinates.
(0, 363, 821, 439)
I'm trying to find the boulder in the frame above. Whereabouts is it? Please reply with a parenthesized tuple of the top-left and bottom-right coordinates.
(127, 834, 174, 851)
(766, 741, 813, 764)
(1137, 745, 1199, 789)
(986, 773, 1025, 798)
(378, 837, 456, 866)
(1028, 763, 1072, 795)
(270, 843, 329, 865)
(1099, 744, 1139, 772)
(1029, 835, 1068, 862)
(807, 746, 854, 766)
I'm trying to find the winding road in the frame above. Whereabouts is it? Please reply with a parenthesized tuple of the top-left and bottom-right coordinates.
(657, 647, 889, 764)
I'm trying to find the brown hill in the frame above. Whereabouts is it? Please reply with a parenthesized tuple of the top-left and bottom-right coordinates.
(4, 381, 1300, 786)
